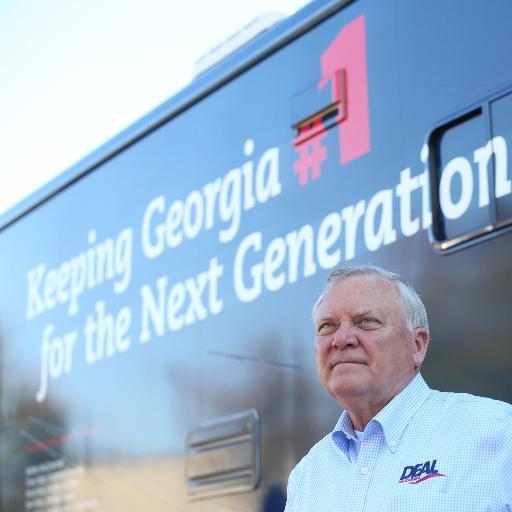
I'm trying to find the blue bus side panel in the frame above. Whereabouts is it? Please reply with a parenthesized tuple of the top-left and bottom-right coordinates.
(1, 1, 512, 510)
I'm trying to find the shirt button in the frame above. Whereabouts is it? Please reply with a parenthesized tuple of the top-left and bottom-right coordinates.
(390, 441, 397, 447)
(360, 467, 368, 475)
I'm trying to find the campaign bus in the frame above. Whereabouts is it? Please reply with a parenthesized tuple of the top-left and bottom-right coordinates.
(1, 0, 512, 510)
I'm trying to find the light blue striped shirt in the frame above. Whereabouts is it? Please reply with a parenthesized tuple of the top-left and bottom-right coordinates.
(285, 373, 512, 511)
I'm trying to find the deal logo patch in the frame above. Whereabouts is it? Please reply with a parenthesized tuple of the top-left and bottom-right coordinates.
(398, 459, 446, 484)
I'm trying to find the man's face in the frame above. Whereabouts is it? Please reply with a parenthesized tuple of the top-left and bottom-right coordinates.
(314, 274, 428, 410)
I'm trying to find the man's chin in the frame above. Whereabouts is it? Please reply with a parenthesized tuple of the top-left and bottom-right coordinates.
(328, 376, 369, 401)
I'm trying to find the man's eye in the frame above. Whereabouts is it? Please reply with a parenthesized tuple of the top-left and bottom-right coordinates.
(358, 317, 379, 327)
(317, 322, 335, 334)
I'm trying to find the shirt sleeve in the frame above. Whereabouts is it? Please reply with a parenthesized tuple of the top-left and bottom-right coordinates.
(496, 409, 512, 507)
(284, 460, 305, 512)
(284, 467, 297, 512)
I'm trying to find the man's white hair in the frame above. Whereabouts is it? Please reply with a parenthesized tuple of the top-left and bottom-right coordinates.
(312, 264, 429, 332)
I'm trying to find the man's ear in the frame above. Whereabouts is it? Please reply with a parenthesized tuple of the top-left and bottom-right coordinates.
(412, 328, 429, 370)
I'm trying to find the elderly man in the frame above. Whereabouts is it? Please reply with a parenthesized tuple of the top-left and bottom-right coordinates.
(285, 264, 512, 511)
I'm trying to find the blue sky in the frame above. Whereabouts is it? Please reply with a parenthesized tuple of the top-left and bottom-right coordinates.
(0, 0, 310, 214)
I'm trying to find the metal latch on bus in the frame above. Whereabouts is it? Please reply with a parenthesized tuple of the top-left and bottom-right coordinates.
(185, 409, 261, 500)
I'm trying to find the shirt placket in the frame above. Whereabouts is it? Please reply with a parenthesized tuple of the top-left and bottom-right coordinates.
(345, 428, 383, 512)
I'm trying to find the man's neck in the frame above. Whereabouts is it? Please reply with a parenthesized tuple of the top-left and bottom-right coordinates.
(342, 374, 417, 431)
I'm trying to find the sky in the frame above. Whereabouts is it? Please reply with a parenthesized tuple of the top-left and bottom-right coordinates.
(0, 0, 311, 215)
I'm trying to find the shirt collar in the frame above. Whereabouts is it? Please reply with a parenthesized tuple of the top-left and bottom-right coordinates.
(331, 373, 432, 454)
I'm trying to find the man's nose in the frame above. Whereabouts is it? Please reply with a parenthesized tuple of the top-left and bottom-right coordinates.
(332, 323, 358, 349)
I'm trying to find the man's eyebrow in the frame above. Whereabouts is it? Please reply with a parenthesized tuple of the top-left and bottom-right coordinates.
(354, 308, 384, 318)
(315, 314, 335, 324)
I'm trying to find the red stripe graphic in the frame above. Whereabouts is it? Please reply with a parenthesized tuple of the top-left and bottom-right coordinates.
(400, 473, 446, 485)
(25, 425, 101, 453)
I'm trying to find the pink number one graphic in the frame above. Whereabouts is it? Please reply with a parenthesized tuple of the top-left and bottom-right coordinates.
(319, 15, 371, 164)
